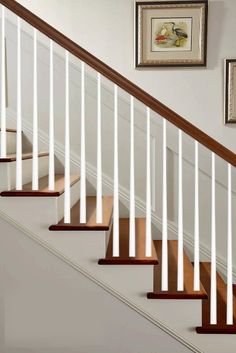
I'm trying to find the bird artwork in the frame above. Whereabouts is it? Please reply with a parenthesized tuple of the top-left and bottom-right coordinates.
(154, 21, 189, 49)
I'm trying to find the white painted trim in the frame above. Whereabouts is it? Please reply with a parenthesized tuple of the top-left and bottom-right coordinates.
(6, 106, 236, 282)
(4, 17, 234, 195)
(0, 208, 203, 353)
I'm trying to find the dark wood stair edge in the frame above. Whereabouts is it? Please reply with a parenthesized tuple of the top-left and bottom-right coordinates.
(1, 191, 61, 197)
(196, 326, 236, 334)
(98, 258, 158, 265)
(0, 128, 19, 133)
(49, 224, 110, 231)
(0, 152, 49, 163)
(147, 292, 208, 300)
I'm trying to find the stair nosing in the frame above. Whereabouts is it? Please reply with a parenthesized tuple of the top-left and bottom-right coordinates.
(0, 151, 49, 162)
(1, 174, 80, 197)
(98, 258, 158, 265)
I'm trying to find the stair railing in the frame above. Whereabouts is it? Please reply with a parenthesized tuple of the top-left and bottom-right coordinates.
(0, 0, 235, 326)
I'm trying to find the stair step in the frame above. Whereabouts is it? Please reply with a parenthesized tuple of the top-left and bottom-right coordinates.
(196, 262, 236, 334)
(147, 240, 207, 299)
(0, 128, 18, 133)
(1, 174, 80, 197)
(0, 151, 49, 162)
(49, 196, 113, 231)
(98, 218, 158, 265)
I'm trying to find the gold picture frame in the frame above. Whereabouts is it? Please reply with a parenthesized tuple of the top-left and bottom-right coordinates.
(225, 59, 236, 124)
(135, 1, 208, 67)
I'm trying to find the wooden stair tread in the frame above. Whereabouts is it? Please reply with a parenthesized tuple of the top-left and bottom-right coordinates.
(98, 218, 158, 265)
(147, 240, 207, 299)
(49, 196, 113, 231)
(1, 174, 80, 197)
(0, 128, 18, 133)
(196, 262, 236, 334)
(0, 151, 49, 162)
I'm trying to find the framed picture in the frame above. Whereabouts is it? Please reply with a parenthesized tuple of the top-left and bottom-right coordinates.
(225, 59, 236, 124)
(135, 1, 208, 67)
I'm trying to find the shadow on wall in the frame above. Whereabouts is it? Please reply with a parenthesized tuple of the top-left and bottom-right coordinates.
(207, 0, 225, 70)
(0, 293, 4, 350)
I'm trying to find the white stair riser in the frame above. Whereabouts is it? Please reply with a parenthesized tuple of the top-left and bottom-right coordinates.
(57, 180, 80, 223)
(0, 131, 17, 154)
(0, 155, 49, 191)
(0, 180, 80, 227)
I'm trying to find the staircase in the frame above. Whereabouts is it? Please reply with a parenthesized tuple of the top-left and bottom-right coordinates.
(0, 1, 236, 353)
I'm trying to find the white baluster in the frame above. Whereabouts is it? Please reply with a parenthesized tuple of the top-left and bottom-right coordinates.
(162, 118, 168, 291)
(1, 5, 6, 158)
(145, 107, 152, 257)
(16, 17, 22, 190)
(194, 141, 200, 291)
(32, 28, 38, 190)
(210, 152, 217, 325)
(96, 72, 102, 223)
(113, 84, 119, 257)
(129, 96, 135, 257)
(177, 129, 183, 291)
(227, 163, 233, 325)
(64, 50, 71, 223)
(80, 61, 86, 223)
(48, 39, 55, 190)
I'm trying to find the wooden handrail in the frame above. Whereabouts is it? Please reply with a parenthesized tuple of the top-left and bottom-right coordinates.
(1, 0, 236, 166)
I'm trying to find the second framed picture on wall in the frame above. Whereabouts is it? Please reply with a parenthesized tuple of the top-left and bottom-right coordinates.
(225, 59, 236, 124)
(135, 1, 208, 67)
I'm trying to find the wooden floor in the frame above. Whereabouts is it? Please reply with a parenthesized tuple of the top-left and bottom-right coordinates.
(147, 240, 207, 299)
(49, 196, 113, 231)
(98, 218, 158, 265)
(196, 262, 236, 334)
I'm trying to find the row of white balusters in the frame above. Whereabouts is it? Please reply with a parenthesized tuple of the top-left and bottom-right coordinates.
(0, 5, 233, 325)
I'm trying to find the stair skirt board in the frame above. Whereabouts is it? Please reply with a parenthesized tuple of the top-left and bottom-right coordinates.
(147, 240, 207, 300)
(98, 218, 158, 265)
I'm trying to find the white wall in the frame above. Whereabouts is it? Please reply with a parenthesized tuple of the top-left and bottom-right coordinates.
(2, 5, 236, 275)
(16, 0, 236, 153)
(0, 216, 192, 353)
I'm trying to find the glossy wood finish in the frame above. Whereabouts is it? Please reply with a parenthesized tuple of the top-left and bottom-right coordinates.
(147, 240, 207, 299)
(98, 218, 158, 265)
(0, 151, 48, 162)
(0, 0, 236, 166)
(196, 262, 236, 334)
(49, 196, 113, 231)
(0, 128, 18, 133)
(1, 174, 80, 197)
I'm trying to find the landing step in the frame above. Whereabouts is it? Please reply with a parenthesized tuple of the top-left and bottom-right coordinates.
(0, 151, 49, 162)
(49, 196, 113, 231)
(147, 240, 207, 299)
(196, 262, 236, 334)
(1, 174, 80, 197)
(98, 218, 158, 265)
